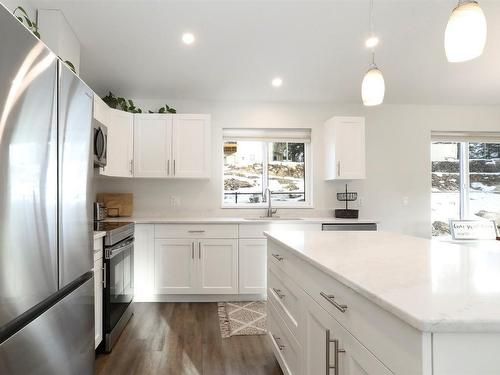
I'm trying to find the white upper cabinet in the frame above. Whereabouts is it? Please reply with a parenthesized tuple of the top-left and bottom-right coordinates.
(133, 113, 211, 178)
(133, 114, 172, 178)
(101, 109, 134, 177)
(324, 116, 366, 180)
(93, 94, 109, 126)
(172, 114, 211, 178)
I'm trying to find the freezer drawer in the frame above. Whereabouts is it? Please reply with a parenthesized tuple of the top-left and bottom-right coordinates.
(322, 223, 377, 231)
(0, 276, 94, 375)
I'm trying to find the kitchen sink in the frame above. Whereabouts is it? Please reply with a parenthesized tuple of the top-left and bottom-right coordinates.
(244, 217, 304, 221)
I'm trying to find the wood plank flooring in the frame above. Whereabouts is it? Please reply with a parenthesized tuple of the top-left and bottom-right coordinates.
(95, 302, 283, 375)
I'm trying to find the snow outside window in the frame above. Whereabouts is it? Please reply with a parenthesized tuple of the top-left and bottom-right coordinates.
(431, 136, 500, 237)
(222, 128, 312, 208)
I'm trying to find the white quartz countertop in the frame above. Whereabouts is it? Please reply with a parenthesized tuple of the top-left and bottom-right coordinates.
(102, 216, 378, 224)
(264, 230, 500, 333)
(93, 231, 106, 240)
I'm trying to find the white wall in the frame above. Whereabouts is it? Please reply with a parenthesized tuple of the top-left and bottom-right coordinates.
(95, 99, 500, 238)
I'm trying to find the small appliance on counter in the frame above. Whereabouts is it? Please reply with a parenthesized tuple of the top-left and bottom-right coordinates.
(94, 202, 107, 221)
(334, 184, 359, 219)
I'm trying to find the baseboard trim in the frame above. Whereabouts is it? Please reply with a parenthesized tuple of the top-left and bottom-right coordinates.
(134, 293, 267, 303)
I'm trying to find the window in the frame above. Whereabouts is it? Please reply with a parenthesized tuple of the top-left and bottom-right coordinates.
(431, 134, 500, 237)
(222, 129, 311, 207)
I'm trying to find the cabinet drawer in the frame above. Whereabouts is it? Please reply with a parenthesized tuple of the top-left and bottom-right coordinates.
(240, 223, 321, 239)
(299, 255, 422, 374)
(267, 299, 301, 375)
(154, 224, 238, 239)
(268, 262, 302, 341)
(267, 239, 302, 280)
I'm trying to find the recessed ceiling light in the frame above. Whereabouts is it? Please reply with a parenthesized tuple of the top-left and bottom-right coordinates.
(271, 77, 283, 87)
(182, 32, 195, 45)
(365, 35, 379, 48)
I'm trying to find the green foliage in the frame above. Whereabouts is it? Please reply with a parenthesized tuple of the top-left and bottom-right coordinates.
(64, 60, 77, 74)
(102, 92, 176, 114)
(13, 6, 40, 39)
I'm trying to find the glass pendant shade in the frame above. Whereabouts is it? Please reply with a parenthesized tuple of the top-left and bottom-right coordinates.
(362, 66, 385, 106)
(445, 1, 487, 62)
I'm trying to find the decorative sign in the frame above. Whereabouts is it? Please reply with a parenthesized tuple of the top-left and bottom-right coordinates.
(449, 220, 499, 240)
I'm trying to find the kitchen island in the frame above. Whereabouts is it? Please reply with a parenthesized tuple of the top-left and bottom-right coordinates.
(265, 230, 500, 375)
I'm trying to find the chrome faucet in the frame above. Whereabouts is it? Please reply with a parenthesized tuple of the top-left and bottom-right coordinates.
(263, 187, 278, 218)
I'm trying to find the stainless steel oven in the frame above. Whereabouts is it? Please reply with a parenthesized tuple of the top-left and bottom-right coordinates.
(96, 221, 134, 352)
(93, 122, 107, 167)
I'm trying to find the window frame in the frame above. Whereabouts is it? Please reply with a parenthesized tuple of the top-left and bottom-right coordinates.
(431, 135, 500, 236)
(221, 140, 313, 209)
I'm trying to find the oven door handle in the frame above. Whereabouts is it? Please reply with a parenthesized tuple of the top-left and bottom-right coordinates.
(107, 240, 134, 259)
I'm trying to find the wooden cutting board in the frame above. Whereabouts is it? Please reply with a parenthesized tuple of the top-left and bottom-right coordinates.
(96, 193, 133, 217)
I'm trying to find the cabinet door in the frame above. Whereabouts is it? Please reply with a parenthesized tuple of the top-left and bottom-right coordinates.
(304, 299, 392, 375)
(335, 117, 365, 179)
(101, 109, 134, 177)
(171, 114, 211, 178)
(198, 239, 238, 294)
(239, 239, 267, 294)
(324, 117, 365, 180)
(93, 258, 103, 349)
(154, 239, 197, 294)
(93, 94, 109, 125)
(133, 114, 172, 177)
(134, 224, 154, 301)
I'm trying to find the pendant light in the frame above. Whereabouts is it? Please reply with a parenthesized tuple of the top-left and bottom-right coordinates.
(445, 0, 487, 63)
(362, 0, 385, 106)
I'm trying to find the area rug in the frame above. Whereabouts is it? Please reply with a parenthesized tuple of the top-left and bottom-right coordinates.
(218, 301, 267, 338)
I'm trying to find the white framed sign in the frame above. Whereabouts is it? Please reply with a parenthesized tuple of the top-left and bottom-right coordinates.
(449, 220, 499, 240)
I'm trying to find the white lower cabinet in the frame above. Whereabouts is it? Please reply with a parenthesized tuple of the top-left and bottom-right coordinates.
(154, 239, 198, 294)
(239, 238, 267, 294)
(198, 239, 238, 294)
(304, 298, 391, 375)
(93, 237, 104, 349)
(154, 237, 238, 294)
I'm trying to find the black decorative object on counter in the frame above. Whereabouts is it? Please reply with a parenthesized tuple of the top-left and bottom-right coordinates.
(335, 184, 359, 219)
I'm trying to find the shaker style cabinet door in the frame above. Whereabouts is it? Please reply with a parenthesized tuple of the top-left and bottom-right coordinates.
(102, 109, 134, 177)
(304, 298, 392, 375)
(239, 239, 267, 294)
(94, 258, 103, 349)
(133, 114, 172, 177)
(198, 239, 238, 294)
(154, 239, 198, 294)
(171, 114, 211, 178)
(324, 116, 366, 180)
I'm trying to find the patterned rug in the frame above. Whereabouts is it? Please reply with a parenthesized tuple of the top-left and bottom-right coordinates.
(217, 301, 267, 338)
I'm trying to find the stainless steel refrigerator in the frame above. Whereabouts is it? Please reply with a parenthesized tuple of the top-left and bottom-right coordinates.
(0, 4, 95, 374)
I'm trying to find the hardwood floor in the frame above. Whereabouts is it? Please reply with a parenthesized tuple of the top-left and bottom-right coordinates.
(95, 302, 283, 375)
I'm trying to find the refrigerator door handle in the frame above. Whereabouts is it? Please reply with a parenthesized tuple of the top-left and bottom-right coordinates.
(103, 263, 107, 288)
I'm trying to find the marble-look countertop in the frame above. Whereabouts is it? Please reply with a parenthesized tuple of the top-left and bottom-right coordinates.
(264, 230, 500, 333)
(93, 231, 106, 240)
(101, 216, 378, 224)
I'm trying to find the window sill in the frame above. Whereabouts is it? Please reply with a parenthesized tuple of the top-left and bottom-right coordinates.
(221, 203, 314, 209)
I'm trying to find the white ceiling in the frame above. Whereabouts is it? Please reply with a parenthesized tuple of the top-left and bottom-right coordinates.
(28, 0, 500, 104)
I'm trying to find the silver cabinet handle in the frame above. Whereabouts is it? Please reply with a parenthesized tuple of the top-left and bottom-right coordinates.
(191, 242, 194, 259)
(198, 242, 201, 259)
(320, 292, 348, 313)
(337, 161, 341, 177)
(272, 288, 285, 299)
(326, 329, 345, 375)
(102, 263, 106, 288)
(173, 159, 176, 175)
(188, 230, 205, 233)
(129, 160, 134, 175)
(272, 334, 285, 351)
(271, 253, 284, 261)
(167, 159, 170, 175)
